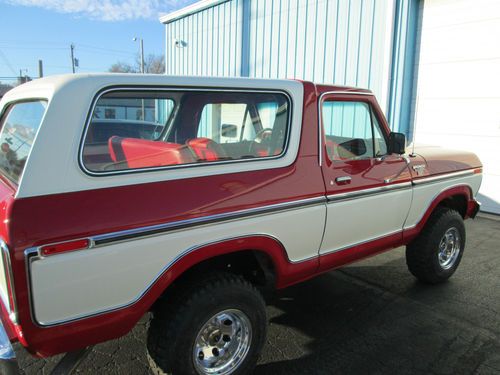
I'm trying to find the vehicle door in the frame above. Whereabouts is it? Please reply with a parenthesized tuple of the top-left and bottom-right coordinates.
(319, 93, 412, 255)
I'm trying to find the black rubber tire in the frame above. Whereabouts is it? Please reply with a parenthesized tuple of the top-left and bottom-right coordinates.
(406, 207, 466, 284)
(147, 272, 267, 375)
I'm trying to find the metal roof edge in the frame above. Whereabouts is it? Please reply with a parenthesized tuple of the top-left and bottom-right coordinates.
(159, 0, 229, 24)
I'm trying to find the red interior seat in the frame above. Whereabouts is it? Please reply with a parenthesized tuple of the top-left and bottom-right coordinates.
(186, 138, 227, 162)
(108, 136, 193, 169)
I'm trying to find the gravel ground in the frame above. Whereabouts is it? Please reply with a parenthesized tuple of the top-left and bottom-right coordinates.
(15, 216, 500, 374)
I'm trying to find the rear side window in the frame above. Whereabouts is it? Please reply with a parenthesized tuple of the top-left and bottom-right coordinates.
(82, 90, 290, 174)
(0, 100, 47, 184)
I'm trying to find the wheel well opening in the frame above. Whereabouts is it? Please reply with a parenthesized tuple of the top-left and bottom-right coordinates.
(154, 250, 276, 306)
(438, 194, 467, 218)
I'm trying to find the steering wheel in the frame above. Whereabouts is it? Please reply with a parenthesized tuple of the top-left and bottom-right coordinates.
(248, 128, 273, 156)
(254, 128, 273, 143)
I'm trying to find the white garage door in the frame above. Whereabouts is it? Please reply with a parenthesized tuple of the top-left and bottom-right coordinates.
(414, 0, 500, 214)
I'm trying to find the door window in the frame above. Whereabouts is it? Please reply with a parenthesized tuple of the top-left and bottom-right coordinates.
(322, 101, 387, 161)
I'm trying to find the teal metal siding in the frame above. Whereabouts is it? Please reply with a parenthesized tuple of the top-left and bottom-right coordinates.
(165, 0, 242, 76)
(163, 0, 421, 136)
(246, 0, 394, 107)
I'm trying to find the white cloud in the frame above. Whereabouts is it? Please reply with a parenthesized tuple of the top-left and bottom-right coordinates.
(4, 0, 196, 21)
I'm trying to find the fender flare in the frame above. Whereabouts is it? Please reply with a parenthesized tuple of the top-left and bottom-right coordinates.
(403, 184, 473, 242)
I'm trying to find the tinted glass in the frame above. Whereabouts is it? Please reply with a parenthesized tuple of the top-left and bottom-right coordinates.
(0, 100, 47, 183)
(82, 90, 290, 173)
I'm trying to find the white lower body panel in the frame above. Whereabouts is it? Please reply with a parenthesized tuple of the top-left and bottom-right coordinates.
(404, 174, 482, 229)
(320, 188, 412, 254)
(30, 204, 326, 325)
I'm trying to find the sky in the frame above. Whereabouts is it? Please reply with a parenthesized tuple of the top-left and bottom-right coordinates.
(0, 0, 198, 84)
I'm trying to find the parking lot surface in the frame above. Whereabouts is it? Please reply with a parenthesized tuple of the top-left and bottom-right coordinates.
(15, 216, 500, 374)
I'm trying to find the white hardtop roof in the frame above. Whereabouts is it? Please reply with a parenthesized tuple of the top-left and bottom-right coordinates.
(1, 73, 302, 104)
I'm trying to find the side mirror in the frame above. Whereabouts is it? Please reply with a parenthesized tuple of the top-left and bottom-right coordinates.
(221, 124, 238, 138)
(389, 132, 406, 154)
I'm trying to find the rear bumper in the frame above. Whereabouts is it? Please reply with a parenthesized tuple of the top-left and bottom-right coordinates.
(0, 319, 19, 374)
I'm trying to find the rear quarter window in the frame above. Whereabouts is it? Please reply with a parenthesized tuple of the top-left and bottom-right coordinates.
(0, 100, 47, 184)
(81, 90, 290, 174)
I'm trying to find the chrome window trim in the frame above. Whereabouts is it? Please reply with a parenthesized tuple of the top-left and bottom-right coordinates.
(79, 86, 294, 177)
(327, 181, 412, 202)
(0, 239, 18, 324)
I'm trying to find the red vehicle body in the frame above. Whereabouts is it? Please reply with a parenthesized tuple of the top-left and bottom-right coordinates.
(0, 75, 481, 374)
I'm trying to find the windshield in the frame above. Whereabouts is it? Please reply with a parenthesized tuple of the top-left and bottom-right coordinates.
(0, 100, 47, 184)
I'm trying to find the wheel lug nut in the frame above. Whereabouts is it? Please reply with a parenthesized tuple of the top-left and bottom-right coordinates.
(198, 351, 204, 360)
(223, 335, 231, 342)
(223, 319, 232, 326)
(212, 348, 219, 357)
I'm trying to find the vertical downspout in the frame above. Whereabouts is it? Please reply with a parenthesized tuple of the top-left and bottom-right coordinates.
(240, 0, 251, 77)
(387, 0, 422, 139)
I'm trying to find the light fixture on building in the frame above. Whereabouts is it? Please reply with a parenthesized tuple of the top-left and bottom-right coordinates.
(174, 39, 188, 48)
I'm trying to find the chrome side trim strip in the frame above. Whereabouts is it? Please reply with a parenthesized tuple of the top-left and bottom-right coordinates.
(25, 206, 400, 327)
(24, 196, 327, 326)
(0, 240, 17, 324)
(412, 169, 474, 186)
(92, 196, 326, 247)
(320, 90, 374, 96)
(25, 233, 289, 327)
(327, 182, 412, 202)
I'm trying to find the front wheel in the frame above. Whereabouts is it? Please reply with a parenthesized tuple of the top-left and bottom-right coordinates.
(406, 207, 466, 284)
(147, 273, 267, 375)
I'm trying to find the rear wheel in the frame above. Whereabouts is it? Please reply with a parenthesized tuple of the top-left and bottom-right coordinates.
(406, 207, 466, 284)
(147, 272, 267, 375)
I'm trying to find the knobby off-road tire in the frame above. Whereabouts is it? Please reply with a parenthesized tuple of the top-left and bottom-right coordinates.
(406, 207, 466, 284)
(147, 272, 267, 375)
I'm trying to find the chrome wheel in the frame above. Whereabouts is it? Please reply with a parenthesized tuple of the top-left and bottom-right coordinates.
(193, 309, 252, 375)
(438, 227, 461, 270)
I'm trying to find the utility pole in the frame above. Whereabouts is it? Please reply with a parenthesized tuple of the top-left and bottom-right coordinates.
(18, 69, 27, 84)
(133, 37, 146, 120)
(70, 43, 75, 73)
(38, 59, 43, 78)
(133, 37, 145, 73)
(140, 38, 144, 73)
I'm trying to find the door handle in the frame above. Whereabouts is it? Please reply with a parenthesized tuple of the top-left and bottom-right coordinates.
(335, 176, 352, 184)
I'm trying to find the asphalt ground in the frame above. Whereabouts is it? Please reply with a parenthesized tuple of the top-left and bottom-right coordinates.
(15, 216, 500, 374)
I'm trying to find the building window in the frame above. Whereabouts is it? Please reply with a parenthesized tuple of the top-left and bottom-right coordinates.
(82, 89, 290, 173)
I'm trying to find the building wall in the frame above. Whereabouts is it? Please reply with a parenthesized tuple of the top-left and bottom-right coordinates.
(165, 0, 243, 77)
(414, 0, 500, 214)
(164, 0, 422, 135)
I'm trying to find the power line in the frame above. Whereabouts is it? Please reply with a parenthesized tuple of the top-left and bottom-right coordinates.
(0, 45, 68, 51)
(77, 44, 136, 56)
(0, 50, 17, 76)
